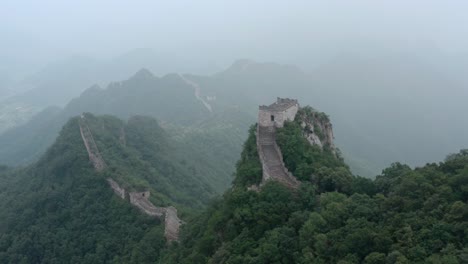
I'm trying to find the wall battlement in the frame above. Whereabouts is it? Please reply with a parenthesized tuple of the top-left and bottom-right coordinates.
(258, 97, 299, 128)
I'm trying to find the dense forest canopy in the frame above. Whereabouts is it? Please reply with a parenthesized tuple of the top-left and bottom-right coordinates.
(1, 2, 468, 263)
(0, 113, 226, 263)
(0, 104, 466, 263)
(162, 116, 468, 264)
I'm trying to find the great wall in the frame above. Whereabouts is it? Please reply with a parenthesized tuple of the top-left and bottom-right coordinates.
(254, 98, 335, 190)
(178, 74, 213, 112)
(79, 115, 182, 242)
(79, 116, 106, 171)
(78, 98, 332, 240)
(254, 98, 301, 189)
(256, 125, 300, 189)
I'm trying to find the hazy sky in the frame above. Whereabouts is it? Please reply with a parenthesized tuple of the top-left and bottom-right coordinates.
(2, 0, 468, 74)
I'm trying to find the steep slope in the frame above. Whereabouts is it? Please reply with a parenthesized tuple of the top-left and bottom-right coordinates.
(0, 99, 40, 135)
(0, 106, 62, 164)
(162, 105, 467, 264)
(0, 113, 216, 262)
(184, 57, 468, 177)
(0, 48, 202, 136)
(0, 69, 252, 191)
(4, 56, 467, 181)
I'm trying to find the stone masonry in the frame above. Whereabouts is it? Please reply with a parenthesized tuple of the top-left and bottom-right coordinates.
(258, 98, 299, 128)
(129, 191, 166, 217)
(107, 178, 126, 199)
(129, 191, 182, 242)
(256, 98, 300, 189)
(79, 115, 106, 171)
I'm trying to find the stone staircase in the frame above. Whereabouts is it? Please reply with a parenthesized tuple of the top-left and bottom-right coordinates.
(257, 125, 300, 189)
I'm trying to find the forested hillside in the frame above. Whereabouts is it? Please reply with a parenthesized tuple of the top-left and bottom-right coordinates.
(3, 58, 468, 180)
(0, 70, 253, 190)
(0, 113, 219, 263)
(182, 58, 468, 177)
(162, 112, 468, 263)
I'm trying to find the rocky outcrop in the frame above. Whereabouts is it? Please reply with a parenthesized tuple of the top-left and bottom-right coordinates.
(296, 107, 335, 153)
(256, 125, 300, 189)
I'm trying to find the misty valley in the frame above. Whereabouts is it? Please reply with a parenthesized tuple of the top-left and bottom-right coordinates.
(1, 1, 467, 264)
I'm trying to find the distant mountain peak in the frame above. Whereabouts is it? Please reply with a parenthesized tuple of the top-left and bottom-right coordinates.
(225, 59, 256, 73)
(79, 84, 102, 98)
(131, 68, 156, 80)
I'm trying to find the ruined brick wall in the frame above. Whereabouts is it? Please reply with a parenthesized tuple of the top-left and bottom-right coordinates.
(129, 191, 165, 218)
(255, 98, 300, 190)
(164, 206, 182, 242)
(107, 178, 126, 199)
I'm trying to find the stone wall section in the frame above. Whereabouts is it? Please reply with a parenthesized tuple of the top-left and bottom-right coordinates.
(129, 191, 166, 218)
(129, 191, 182, 242)
(78, 114, 182, 242)
(107, 178, 126, 199)
(255, 99, 337, 190)
(79, 115, 106, 171)
(164, 206, 182, 242)
(255, 98, 301, 190)
(256, 125, 300, 189)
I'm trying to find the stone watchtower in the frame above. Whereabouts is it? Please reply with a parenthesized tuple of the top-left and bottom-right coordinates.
(258, 98, 299, 128)
(255, 98, 301, 189)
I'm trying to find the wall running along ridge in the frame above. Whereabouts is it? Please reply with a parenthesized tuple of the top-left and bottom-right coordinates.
(78, 115, 182, 242)
(79, 115, 106, 171)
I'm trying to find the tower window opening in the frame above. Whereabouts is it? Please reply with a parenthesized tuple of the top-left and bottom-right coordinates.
(271, 115, 275, 122)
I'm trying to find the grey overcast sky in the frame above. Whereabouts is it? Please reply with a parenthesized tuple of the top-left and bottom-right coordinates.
(2, 0, 468, 73)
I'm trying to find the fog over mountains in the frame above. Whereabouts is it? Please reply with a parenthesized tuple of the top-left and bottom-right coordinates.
(1, 1, 468, 262)
(0, 51, 467, 178)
